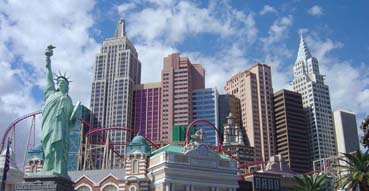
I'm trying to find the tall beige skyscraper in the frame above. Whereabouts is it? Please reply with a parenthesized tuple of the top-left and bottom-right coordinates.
(225, 64, 275, 161)
(90, 19, 141, 168)
(161, 53, 205, 144)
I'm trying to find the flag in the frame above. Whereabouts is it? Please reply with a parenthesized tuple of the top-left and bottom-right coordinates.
(1, 138, 11, 191)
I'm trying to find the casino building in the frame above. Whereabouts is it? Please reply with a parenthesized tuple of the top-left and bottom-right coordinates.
(69, 133, 239, 191)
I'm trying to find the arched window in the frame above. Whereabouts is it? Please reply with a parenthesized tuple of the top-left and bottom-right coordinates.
(132, 159, 138, 174)
(77, 185, 91, 191)
(102, 185, 118, 191)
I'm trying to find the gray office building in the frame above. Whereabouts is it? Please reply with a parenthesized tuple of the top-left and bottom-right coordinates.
(333, 110, 360, 154)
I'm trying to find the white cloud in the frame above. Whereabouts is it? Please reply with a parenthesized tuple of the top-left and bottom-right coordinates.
(116, 2, 137, 14)
(260, 15, 294, 91)
(260, 5, 278, 15)
(262, 15, 293, 45)
(308, 5, 323, 17)
(118, 1, 257, 45)
(118, 0, 258, 92)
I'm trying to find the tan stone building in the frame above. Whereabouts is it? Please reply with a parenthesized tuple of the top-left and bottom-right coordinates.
(225, 64, 275, 162)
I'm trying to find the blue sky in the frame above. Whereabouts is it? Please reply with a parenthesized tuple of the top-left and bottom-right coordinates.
(0, 0, 368, 163)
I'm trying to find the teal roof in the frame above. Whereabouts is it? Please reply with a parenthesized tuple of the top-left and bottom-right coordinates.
(127, 135, 151, 155)
(131, 135, 148, 145)
(150, 144, 231, 160)
(150, 144, 184, 157)
(27, 144, 43, 160)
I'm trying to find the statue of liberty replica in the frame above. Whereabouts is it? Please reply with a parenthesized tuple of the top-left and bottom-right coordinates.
(16, 45, 79, 190)
(41, 45, 80, 178)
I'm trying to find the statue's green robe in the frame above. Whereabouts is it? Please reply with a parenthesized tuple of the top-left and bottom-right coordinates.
(41, 84, 73, 177)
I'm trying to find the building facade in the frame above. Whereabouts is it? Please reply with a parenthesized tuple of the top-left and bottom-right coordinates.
(273, 89, 310, 173)
(90, 19, 141, 168)
(133, 83, 161, 145)
(70, 135, 240, 191)
(225, 64, 275, 161)
(192, 88, 219, 145)
(292, 34, 336, 162)
(218, 94, 242, 137)
(333, 110, 360, 153)
(161, 53, 205, 144)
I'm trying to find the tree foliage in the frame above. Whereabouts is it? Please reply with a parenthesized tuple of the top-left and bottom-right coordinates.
(293, 174, 327, 191)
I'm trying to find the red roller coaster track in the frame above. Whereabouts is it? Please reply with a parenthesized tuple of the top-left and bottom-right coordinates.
(1, 110, 42, 152)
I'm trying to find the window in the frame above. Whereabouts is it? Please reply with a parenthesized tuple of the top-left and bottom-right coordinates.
(77, 185, 91, 191)
(102, 185, 118, 191)
(129, 185, 137, 191)
(132, 159, 138, 174)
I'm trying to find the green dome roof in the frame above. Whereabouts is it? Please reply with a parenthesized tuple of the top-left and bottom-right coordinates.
(127, 135, 151, 155)
(131, 135, 148, 145)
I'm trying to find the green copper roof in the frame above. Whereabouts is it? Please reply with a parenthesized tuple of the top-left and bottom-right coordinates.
(150, 144, 231, 160)
(131, 135, 148, 145)
(150, 144, 184, 157)
(127, 135, 151, 155)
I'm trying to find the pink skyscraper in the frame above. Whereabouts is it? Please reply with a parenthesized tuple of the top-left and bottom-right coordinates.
(161, 53, 205, 144)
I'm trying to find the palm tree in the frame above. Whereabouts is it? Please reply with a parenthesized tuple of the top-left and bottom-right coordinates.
(293, 174, 327, 191)
(336, 149, 369, 191)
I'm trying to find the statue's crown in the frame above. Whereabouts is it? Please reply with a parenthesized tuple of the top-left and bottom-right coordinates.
(54, 71, 71, 84)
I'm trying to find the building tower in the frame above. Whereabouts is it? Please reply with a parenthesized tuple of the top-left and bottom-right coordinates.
(333, 110, 359, 153)
(222, 113, 254, 163)
(161, 53, 205, 144)
(273, 89, 310, 173)
(133, 83, 162, 145)
(292, 34, 336, 163)
(225, 64, 275, 161)
(90, 19, 141, 168)
(124, 135, 151, 191)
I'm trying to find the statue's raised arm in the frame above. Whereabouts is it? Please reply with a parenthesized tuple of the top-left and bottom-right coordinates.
(44, 45, 56, 99)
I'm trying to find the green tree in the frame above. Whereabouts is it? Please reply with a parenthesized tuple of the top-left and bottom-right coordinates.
(336, 149, 369, 191)
(293, 174, 326, 191)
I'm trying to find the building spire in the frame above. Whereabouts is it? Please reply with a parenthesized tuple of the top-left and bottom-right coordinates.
(296, 33, 312, 61)
(114, 18, 126, 37)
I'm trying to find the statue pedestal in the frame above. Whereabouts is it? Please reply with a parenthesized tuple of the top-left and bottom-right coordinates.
(16, 175, 74, 191)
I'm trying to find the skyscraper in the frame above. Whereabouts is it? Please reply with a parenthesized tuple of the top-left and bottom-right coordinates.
(292, 34, 336, 163)
(161, 53, 205, 144)
(225, 63, 275, 161)
(273, 89, 310, 173)
(90, 19, 141, 168)
(192, 88, 219, 145)
(133, 83, 161, 145)
(333, 110, 359, 153)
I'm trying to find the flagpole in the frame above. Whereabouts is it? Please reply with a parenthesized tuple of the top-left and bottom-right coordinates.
(1, 138, 11, 191)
